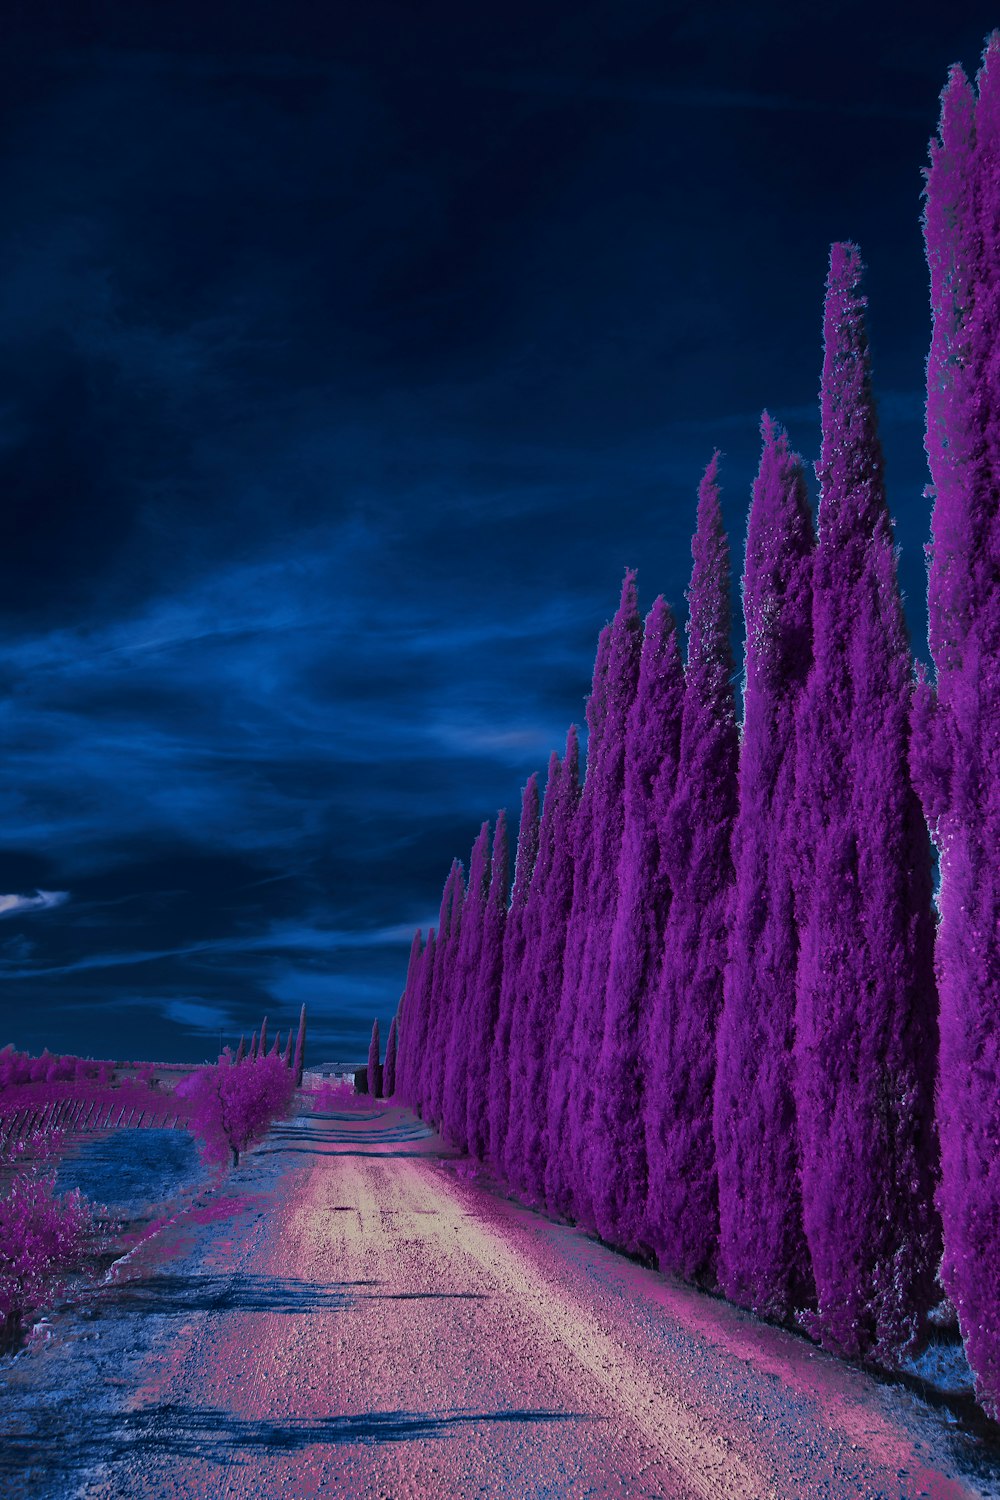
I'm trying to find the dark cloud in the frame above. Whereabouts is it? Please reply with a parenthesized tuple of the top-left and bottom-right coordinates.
(0, 1, 991, 1060)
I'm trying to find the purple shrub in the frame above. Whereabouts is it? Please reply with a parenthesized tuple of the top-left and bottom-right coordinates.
(590, 596, 685, 1256)
(488, 775, 540, 1168)
(466, 811, 510, 1161)
(917, 36, 1000, 1411)
(177, 1051, 295, 1168)
(442, 824, 491, 1151)
(644, 454, 738, 1286)
(383, 1013, 398, 1098)
(368, 1019, 382, 1099)
(714, 414, 816, 1322)
(0, 1148, 94, 1351)
(292, 1005, 307, 1087)
(545, 626, 612, 1221)
(563, 573, 643, 1230)
(793, 243, 939, 1363)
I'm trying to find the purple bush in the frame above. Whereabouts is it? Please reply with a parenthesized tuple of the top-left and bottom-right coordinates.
(563, 573, 642, 1231)
(177, 1051, 295, 1168)
(792, 243, 939, 1363)
(916, 36, 1000, 1412)
(368, 1019, 382, 1100)
(506, 728, 581, 1204)
(488, 775, 540, 1168)
(644, 453, 738, 1286)
(0, 1143, 94, 1352)
(466, 811, 510, 1161)
(714, 414, 815, 1322)
(590, 595, 684, 1256)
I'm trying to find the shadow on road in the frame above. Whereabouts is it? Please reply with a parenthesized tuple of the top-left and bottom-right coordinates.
(0, 1403, 592, 1477)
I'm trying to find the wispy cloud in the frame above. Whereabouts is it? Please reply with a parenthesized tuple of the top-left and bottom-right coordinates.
(0, 889, 69, 918)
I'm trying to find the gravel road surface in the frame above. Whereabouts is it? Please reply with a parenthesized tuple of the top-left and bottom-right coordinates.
(3, 1102, 1000, 1499)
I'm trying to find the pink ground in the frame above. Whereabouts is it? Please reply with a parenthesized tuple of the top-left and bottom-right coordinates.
(5, 1101, 1000, 1498)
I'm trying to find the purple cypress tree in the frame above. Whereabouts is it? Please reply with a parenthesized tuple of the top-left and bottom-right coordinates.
(259, 1016, 268, 1058)
(916, 37, 1000, 1412)
(488, 774, 540, 1168)
(506, 727, 581, 1204)
(563, 573, 643, 1231)
(442, 824, 490, 1151)
(410, 930, 437, 1117)
(234, 1034, 246, 1065)
(282, 1031, 292, 1068)
(368, 1019, 382, 1100)
(714, 414, 815, 1322)
(383, 1012, 398, 1098)
(466, 811, 510, 1161)
(545, 625, 612, 1223)
(426, 861, 465, 1130)
(394, 929, 423, 1104)
(293, 1004, 307, 1087)
(590, 596, 685, 1256)
(644, 453, 738, 1287)
(249, 1030, 259, 1063)
(270, 1030, 281, 1058)
(793, 243, 939, 1363)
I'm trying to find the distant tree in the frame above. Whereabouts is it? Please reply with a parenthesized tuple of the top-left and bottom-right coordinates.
(912, 38, 1000, 1417)
(488, 774, 540, 1167)
(546, 626, 611, 1222)
(590, 596, 684, 1256)
(177, 1051, 295, 1168)
(410, 930, 437, 1118)
(509, 726, 580, 1206)
(564, 572, 642, 1232)
(270, 1030, 281, 1058)
(644, 454, 739, 1287)
(282, 1031, 292, 1068)
(258, 1017, 268, 1057)
(249, 1031, 259, 1062)
(383, 1012, 398, 1098)
(792, 243, 939, 1363)
(466, 811, 510, 1160)
(714, 414, 815, 1322)
(368, 1019, 382, 1099)
(293, 1004, 307, 1087)
(234, 1034, 246, 1065)
(443, 826, 490, 1151)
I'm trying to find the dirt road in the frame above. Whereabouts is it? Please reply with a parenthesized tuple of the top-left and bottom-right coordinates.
(4, 1103, 1000, 1498)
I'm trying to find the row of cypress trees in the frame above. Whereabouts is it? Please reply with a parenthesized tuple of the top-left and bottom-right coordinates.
(389, 37, 1000, 1417)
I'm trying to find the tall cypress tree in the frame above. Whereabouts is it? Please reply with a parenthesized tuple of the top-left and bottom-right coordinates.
(394, 930, 423, 1104)
(714, 415, 815, 1322)
(383, 1012, 398, 1098)
(546, 626, 612, 1222)
(442, 826, 490, 1151)
(368, 1019, 382, 1100)
(425, 862, 464, 1128)
(235, 1034, 246, 1065)
(410, 930, 437, 1118)
(916, 37, 1000, 1412)
(590, 596, 684, 1256)
(564, 573, 642, 1231)
(794, 243, 939, 1362)
(293, 1004, 307, 1087)
(466, 812, 510, 1160)
(508, 727, 581, 1204)
(644, 454, 738, 1286)
(488, 775, 540, 1168)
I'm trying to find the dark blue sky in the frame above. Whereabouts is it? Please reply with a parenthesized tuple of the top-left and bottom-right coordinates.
(0, 2, 994, 1064)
